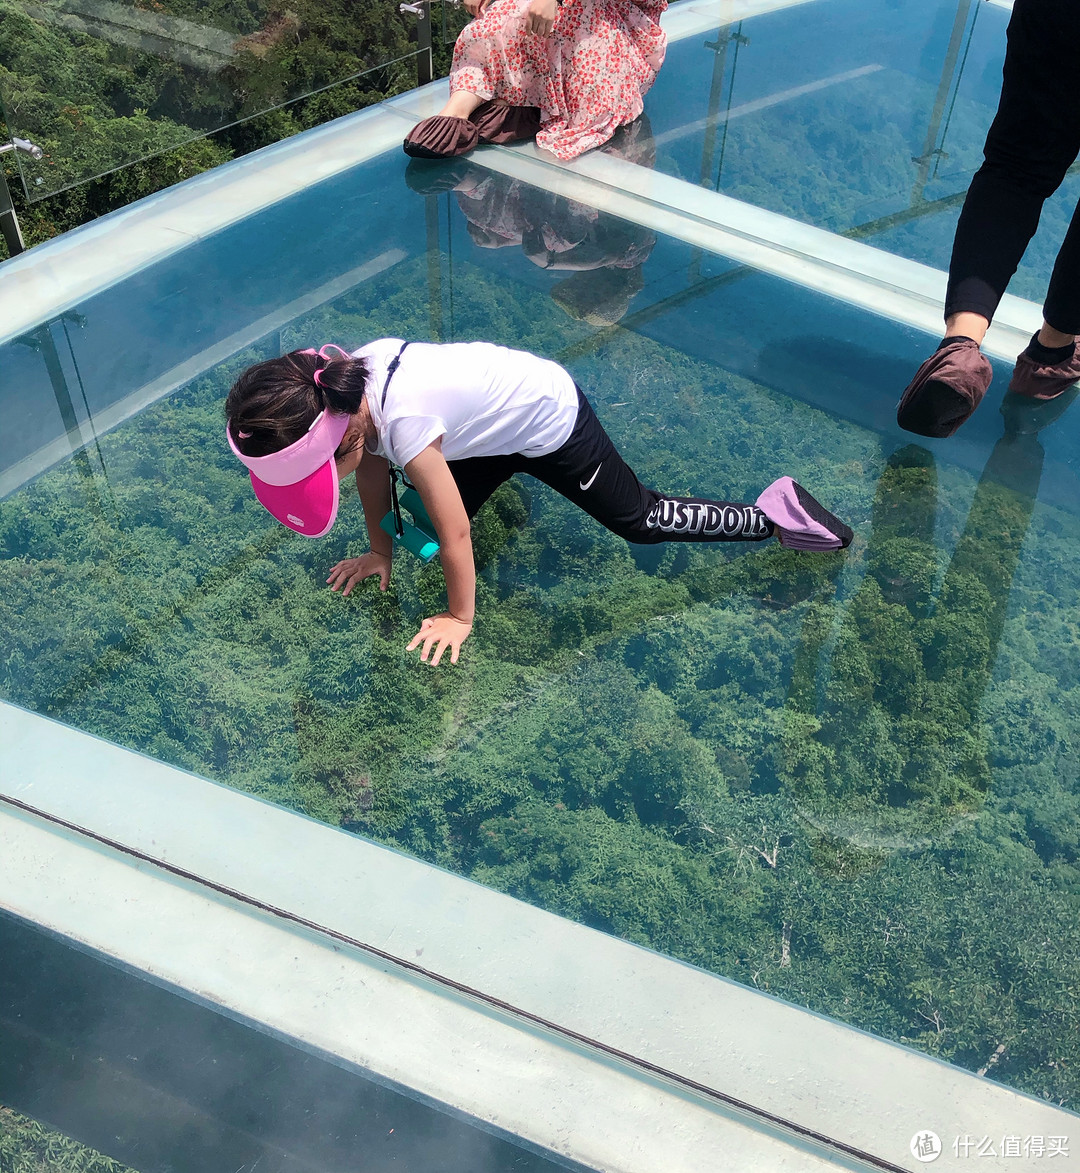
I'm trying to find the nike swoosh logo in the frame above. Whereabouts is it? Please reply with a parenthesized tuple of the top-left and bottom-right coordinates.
(579, 463, 602, 491)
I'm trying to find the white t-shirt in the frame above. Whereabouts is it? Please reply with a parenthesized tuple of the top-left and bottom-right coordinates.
(352, 339, 579, 469)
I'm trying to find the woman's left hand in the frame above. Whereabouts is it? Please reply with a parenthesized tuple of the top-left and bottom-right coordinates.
(407, 613, 473, 666)
(525, 0, 558, 36)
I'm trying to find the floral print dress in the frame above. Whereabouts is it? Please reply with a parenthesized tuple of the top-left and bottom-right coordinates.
(450, 0, 667, 160)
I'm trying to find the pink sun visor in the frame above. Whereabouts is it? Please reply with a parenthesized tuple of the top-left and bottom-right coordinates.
(227, 409, 351, 537)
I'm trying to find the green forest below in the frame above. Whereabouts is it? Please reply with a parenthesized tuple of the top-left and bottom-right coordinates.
(4, 0, 1080, 1161)
(0, 1106, 133, 1173)
(2, 254, 1079, 1135)
(0, 0, 462, 254)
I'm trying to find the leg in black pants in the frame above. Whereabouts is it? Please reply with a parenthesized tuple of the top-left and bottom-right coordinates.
(947, 0, 1080, 331)
(449, 389, 852, 550)
(898, 0, 1080, 437)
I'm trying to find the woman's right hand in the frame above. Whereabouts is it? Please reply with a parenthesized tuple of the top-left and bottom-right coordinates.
(327, 552, 392, 596)
(463, 0, 489, 18)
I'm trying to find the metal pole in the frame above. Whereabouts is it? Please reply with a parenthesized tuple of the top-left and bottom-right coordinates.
(911, 0, 974, 204)
(690, 25, 746, 283)
(12, 322, 102, 518)
(417, 0, 433, 86)
(400, 0, 434, 87)
(15, 324, 88, 452)
(0, 137, 44, 259)
(0, 167, 25, 257)
(700, 27, 734, 191)
(425, 193, 444, 341)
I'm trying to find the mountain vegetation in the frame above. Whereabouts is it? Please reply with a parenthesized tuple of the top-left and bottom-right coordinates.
(0, 0, 463, 254)
(2, 256, 1078, 1118)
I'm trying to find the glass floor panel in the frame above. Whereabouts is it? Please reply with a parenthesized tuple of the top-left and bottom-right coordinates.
(648, 0, 1080, 306)
(2, 125, 1079, 1120)
(0, 911, 569, 1173)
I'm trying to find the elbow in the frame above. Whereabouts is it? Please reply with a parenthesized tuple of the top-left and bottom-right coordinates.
(446, 523, 473, 551)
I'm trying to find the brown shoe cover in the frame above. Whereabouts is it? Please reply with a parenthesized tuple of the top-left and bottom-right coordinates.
(403, 115, 480, 159)
(1007, 342, 1080, 400)
(897, 338, 993, 438)
(471, 100, 541, 145)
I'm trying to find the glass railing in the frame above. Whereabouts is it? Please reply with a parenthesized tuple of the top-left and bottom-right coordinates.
(644, 0, 1076, 307)
(0, 0, 441, 200)
(440, 0, 468, 51)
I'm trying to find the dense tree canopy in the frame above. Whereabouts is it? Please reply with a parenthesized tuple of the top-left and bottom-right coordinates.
(3, 3, 1079, 1164)
(0, 0, 463, 253)
(2, 255, 1078, 1119)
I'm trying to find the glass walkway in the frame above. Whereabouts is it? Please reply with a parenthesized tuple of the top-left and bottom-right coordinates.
(1, 0, 1078, 1169)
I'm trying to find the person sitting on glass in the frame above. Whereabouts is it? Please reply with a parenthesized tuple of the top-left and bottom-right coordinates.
(402, 0, 666, 161)
(225, 341, 852, 666)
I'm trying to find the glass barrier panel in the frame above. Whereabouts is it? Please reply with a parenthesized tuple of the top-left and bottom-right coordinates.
(645, 0, 1079, 308)
(0, 913, 572, 1173)
(0, 0, 424, 200)
(442, 0, 468, 48)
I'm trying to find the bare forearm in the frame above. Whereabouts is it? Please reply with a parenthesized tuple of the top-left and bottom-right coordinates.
(439, 531, 476, 623)
(402, 441, 477, 664)
(355, 458, 393, 556)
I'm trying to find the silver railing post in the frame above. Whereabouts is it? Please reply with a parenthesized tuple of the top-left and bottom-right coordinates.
(400, 0, 434, 86)
(0, 137, 44, 259)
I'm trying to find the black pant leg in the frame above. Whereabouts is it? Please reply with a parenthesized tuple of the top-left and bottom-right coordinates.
(524, 390, 772, 544)
(448, 453, 526, 519)
(1043, 197, 1080, 334)
(945, 0, 1080, 324)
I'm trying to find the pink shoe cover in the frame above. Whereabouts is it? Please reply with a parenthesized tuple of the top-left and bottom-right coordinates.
(756, 477, 853, 552)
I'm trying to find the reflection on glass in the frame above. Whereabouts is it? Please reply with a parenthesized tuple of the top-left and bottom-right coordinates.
(647, 0, 1080, 303)
(409, 117, 656, 326)
(783, 420, 1050, 822)
(0, 0, 421, 199)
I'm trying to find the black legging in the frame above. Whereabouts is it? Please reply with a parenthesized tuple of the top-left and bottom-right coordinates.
(448, 388, 773, 544)
(945, 0, 1080, 333)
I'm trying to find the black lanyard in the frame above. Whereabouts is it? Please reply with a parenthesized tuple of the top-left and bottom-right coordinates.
(380, 341, 412, 538)
(380, 341, 411, 409)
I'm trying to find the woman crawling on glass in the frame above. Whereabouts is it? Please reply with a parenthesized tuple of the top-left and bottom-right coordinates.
(225, 341, 852, 666)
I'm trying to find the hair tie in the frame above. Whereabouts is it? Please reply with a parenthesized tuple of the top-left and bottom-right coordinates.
(313, 368, 325, 389)
(238, 428, 252, 438)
